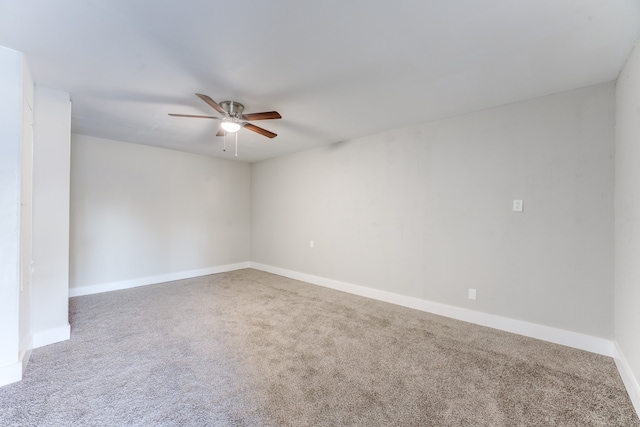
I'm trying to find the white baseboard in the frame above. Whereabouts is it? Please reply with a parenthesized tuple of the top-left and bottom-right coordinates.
(249, 262, 615, 358)
(19, 334, 32, 375)
(33, 324, 71, 349)
(614, 342, 640, 418)
(0, 362, 22, 387)
(0, 334, 32, 387)
(69, 262, 251, 297)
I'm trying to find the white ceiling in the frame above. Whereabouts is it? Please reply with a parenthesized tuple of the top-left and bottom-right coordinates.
(1, 1, 639, 163)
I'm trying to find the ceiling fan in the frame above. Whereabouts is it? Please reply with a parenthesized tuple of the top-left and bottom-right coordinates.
(169, 93, 281, 138)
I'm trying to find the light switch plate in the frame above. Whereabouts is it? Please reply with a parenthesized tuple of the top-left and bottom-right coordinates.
(468, 288, 477, 300)
(513, 200, 523, 212)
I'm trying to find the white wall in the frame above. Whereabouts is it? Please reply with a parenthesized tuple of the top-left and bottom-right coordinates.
(18, 56, 33, 365)
(31, 86, 71, 348)
(69, 135, 251, 293)
(0, 46, 31, 386)
(615, 38, 640, 410)
(252, 83, 615, 339)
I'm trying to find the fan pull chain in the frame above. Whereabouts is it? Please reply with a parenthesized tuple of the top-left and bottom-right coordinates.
(223, 132, 227, 152)
(235, 131, 238, 157)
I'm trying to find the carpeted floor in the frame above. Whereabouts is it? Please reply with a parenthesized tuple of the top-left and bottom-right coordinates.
(0, 269, 637, 426)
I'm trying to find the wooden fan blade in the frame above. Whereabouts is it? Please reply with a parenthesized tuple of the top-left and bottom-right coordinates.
(196, 93, 226, 115)
(244, 123, 277, 138)
(216, 128, 226, 137)
(242, 111, 282, 121)
(168, 113, 219, 119)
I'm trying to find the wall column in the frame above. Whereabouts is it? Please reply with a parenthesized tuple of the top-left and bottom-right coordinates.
(0, 46, 33, 387)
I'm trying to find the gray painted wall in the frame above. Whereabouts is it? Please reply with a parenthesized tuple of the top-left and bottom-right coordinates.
(252, 83, 615, 339)
(615, 38, 640, 395)
(69, 135, 251, 290)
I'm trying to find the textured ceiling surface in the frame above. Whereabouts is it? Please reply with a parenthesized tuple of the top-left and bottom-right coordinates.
(1, 0, 639, 162)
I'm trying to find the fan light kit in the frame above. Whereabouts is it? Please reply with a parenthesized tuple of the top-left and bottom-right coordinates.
(221, 118, 241, 133)
(169, 94, 282, 156)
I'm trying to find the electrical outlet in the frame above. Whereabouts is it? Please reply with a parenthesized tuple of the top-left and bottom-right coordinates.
(468, 288, 477, 300)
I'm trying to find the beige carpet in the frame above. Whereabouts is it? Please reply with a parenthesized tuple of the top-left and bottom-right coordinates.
(0, 269, 637, 426)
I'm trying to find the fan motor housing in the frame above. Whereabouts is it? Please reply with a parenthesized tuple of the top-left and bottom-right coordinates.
(219, 101, 244, 117)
